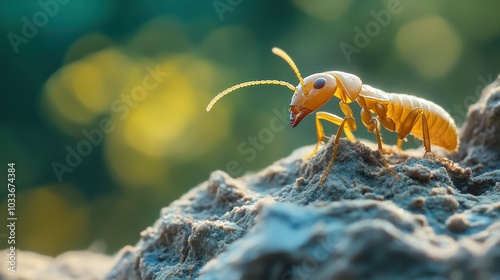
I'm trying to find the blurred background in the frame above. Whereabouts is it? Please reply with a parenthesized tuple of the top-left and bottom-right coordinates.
(0, 0, 499, 256)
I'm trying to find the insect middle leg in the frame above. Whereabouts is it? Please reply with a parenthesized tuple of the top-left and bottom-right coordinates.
(366, 117, 395, 173)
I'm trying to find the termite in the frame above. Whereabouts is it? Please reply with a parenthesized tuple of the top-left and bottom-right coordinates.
(206, 48, 458, 183)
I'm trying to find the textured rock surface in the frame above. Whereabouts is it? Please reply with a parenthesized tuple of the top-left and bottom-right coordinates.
(105, 76, 500, 279)
(0, 250, 114, 280)
(455, 75, 500, 173)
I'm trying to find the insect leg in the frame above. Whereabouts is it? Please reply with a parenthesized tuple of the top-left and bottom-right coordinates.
(421, 113, 432, 156)
(397, 138, 403, 153)
(420, 115, 454, 165)
(398, 110, 453, 165)
(398, 107, 432, 154)
(367, 118, 395, 173)
(305, 112, 355, 159)
(320, 116, 356, 184)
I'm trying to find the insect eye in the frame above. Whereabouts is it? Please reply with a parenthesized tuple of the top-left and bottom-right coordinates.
(313, 78, 326, 89)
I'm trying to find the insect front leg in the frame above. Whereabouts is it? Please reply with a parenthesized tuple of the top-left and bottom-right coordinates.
(306, 112, 355, 160)
(320, 115, 357, 184)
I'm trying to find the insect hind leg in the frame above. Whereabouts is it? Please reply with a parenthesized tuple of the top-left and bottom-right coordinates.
(397, 109, 454, 166)
(397, 107, 431, 154)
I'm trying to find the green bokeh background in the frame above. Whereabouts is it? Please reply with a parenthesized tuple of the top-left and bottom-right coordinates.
(1, 0, 499, 256)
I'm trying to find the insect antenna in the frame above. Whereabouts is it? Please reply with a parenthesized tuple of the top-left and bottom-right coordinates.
(272, 47, 308, 95)
(206, 80, 296, 111)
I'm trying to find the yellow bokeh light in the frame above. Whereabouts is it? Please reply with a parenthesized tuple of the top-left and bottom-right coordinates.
(67, 60, 109, 114)
(103, 55, 230, 188)
(121, 62, 197, 158)
(43, 24, 233, 190)
(68, 50, 132, 114)
(43, 47, 135, 135)
(43, 72, 97, 130)
(10, 185, 89, 256)
(396, 16, 462, 78)
(104, 136, 170, 188)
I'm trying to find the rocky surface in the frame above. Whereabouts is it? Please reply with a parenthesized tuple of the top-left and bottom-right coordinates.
(104, 76, 500, 279)
(455, 75, 500, 173)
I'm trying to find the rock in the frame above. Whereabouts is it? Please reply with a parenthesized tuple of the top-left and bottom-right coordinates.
(201, 202, 500, 280)
(0, 250, 114, 280)
(455, 74, 500, 173)
(105, 77, 500, 280)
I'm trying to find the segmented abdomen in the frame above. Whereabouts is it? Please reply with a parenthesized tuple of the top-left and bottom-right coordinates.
(387, 94, 458, 151)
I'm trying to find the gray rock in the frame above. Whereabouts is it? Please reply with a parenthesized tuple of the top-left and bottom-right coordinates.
(455, 74, 500, 173)
(201, 202, 500, 280)
(106, 75, 500, 279)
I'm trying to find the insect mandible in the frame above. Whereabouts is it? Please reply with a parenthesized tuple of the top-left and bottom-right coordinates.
(206, 48, 458, 183)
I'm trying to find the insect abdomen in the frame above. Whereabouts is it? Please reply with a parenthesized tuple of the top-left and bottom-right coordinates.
(387, 94, 458, 151)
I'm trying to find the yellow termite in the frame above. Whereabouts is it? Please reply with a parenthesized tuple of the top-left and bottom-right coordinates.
(207, 48, 458, 183)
